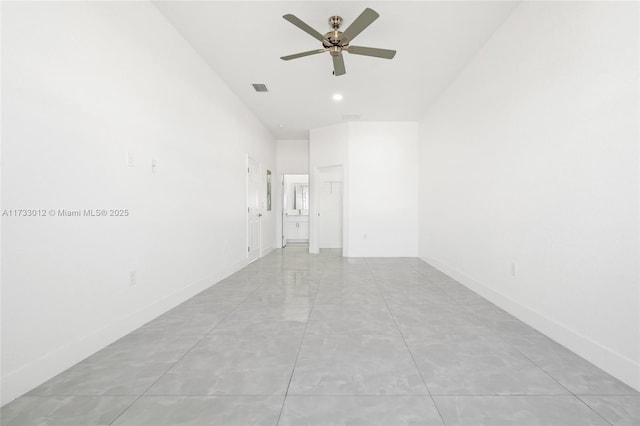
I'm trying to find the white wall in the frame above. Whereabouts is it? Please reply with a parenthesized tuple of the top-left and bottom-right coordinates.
(275, 139, 308, 247)
(309, 122, 419, 257)
(276, 139, 309, 175)
(419, 1, 639, 389)
(1, 1, 275, 405)
(348, 122, 419, 257)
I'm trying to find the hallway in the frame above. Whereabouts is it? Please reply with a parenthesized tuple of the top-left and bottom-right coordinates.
(2, 247, 637, 425)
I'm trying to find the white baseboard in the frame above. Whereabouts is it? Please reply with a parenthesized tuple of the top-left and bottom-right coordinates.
(421, 255, 640, 392)
(0, 259, 248, 406)
(319, 242, 342, 249)
(260, 246, 275, 258)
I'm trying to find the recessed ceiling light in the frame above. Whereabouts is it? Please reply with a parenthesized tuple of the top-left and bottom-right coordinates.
(332, 93, 343, 102)
(278, 124, 285, 128)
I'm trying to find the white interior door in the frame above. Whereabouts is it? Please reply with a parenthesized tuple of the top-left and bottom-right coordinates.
(247, 157, 261, 262)
(319, 179, 343, 248)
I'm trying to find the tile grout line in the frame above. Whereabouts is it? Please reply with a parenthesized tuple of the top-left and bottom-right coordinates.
(13, 392, 631, 398)
(516, 350, 615, 426)
(204, 287, 259, 335)
(13, 252, 632, 425)
(434, 263, 636, 422)
(573, 394, 618, 426)
(413, 264, 510, 425)
(440, 268, 618, 426)
(109, 276, 259, 425)
(107, 334, 208, 425)
(274, 274, 316, 426)
(425, 267, 616, 426)
(367, 259, 448, 426)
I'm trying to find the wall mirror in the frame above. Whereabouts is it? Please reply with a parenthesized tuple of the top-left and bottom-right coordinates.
(266, 170, 272, 211)
(283, 174, 309, 216)
(294, 183, 309, 211)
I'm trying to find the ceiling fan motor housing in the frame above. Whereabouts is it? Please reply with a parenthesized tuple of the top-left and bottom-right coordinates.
(324, 16, 349, 49)
(324, 31, 348, 48)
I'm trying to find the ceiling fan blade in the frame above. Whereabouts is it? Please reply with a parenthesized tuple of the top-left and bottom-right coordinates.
(281, 49, 326, 61)
(332, 54, 346, 76)
(341, 8, 379, 43)
(347, 46, 396, 59)
(283, 14, 329, 44)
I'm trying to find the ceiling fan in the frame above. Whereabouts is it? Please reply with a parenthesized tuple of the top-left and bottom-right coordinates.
(280, 8, 396, 76)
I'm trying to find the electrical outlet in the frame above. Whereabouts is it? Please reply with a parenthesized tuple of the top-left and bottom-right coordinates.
(363, 234, 368, 240)
(126, 151, 134, 167)
(151, 158, 158, 173)
(510, 262, 517, 277)
(129, 270, 137, 286)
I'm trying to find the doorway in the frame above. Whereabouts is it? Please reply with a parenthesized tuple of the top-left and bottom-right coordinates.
(317, 166, 343, 250)
(247, 156, 261, 263)
(281, 174, 309, 247)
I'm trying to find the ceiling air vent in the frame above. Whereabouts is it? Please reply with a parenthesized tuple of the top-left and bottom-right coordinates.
(252, 83, 269, 92)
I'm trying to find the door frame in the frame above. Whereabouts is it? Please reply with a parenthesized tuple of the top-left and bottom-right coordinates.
(281, 173, 310, 248)
(281, 173, 286, 248)
(310, 164, 346, 255)
(246, 155, 262, 263)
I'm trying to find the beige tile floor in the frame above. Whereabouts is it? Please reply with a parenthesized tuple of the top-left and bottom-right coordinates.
(2, 246, 638, 425)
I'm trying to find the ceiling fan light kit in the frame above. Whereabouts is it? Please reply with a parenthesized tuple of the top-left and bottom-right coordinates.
(281, 8, 396, 76)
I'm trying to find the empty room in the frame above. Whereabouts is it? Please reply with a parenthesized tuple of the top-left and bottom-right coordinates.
(1, 1, 638, 425)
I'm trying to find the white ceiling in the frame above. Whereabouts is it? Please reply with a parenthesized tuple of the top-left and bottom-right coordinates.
(154, 1, 519, 139)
